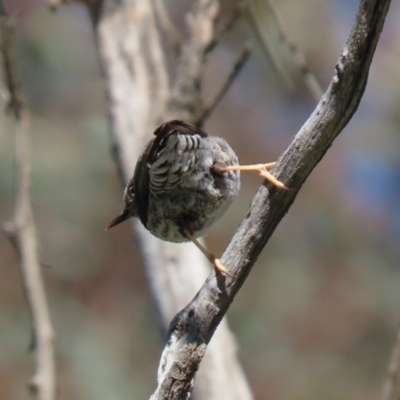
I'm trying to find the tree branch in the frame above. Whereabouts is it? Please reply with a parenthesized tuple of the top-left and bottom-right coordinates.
(149, 0, 392, 398)
(194, 42, 252, 126)
(247, 0, 324, 101)
(206, 2, 246, 54)
(0, 7, 55, 400)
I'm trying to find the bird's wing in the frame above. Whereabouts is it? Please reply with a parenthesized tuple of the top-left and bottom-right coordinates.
(133, 120, 207, 227)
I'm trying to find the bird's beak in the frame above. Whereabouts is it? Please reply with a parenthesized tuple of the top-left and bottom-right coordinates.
(106, 208, 131, 230)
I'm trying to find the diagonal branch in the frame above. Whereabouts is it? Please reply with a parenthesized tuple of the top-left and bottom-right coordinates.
(206, 2, 246, 54)
(0, 7, 55, 400)
(149, 0, 392, 398)
(194, 41, 252, 126)
(247, 0, 324, 101)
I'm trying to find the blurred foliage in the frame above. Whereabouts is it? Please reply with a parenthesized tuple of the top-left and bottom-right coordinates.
(1, 1, 400, 399)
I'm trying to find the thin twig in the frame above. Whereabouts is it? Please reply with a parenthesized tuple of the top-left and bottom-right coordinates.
(381, 327, 400, 400)
(206, 1, 247, 54)
(0, 7, 56, 400)
(149, 0, 392, 398)
(194, 41, 252, 126)
(247, 0, 324, 101)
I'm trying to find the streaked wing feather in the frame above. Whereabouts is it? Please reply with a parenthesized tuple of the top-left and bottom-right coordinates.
(133, 120, 207, 227)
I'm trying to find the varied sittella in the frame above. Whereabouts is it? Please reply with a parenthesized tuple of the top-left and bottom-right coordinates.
(107, 120, 288, 276)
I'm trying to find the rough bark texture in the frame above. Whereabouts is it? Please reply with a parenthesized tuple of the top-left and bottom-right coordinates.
(149, 0, 392, 399)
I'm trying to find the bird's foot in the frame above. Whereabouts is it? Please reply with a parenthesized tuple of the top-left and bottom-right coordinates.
(216, 162, 289, 190)
(212, 257, 236, 278)
(183, 229, 236, 278)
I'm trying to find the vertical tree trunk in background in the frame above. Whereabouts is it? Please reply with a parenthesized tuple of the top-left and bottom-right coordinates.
(0, 6, 56, 400)
(85, 0, 253, 398)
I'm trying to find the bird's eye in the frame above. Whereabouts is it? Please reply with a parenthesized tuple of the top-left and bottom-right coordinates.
(128, 185, 135, 197)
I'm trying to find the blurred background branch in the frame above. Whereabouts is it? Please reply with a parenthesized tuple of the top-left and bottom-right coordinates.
(0, 4, 55, 400)
(247, 0, 323, 101)
(194, 41, 252, 126)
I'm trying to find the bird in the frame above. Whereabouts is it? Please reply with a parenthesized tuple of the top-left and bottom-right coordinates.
(107, 120, 287, 276)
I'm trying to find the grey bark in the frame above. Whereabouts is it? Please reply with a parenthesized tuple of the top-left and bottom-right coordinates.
(149, 0, 392, 399)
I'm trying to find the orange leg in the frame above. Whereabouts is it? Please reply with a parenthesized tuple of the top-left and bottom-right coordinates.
(216, 162, 289, 190)
(183, 230, 236, 278)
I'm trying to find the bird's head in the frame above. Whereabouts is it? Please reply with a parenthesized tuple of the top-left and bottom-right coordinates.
(106, 182, 138, 230)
